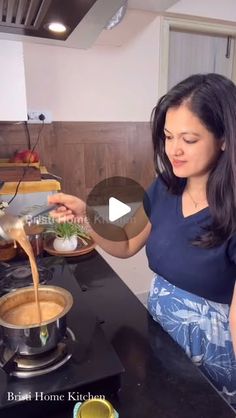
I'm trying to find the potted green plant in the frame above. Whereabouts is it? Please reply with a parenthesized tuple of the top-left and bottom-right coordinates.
(46, 220, 90, 252)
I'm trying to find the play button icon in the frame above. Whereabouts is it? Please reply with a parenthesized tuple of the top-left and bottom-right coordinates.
(86, 176, 149, 241)
(109, 197, 131, 222)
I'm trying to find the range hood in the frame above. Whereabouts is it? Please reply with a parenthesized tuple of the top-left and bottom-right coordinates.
(0, 0, 128, 49)
(0, 0, 180, 49)
(0, 0, 99, 41)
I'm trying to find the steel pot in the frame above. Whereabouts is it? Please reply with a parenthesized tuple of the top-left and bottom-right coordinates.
(0, 285, 73, 355)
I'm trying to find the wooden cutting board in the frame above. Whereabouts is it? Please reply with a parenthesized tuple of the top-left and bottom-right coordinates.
(0, 159, 40, 167)
(0, 167, 41, 181)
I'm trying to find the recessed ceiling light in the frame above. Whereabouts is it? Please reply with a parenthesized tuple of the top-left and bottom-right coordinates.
(48, 22, 67, 33)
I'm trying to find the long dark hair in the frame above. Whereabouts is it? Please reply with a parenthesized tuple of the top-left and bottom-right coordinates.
(151, 73, 236, 248)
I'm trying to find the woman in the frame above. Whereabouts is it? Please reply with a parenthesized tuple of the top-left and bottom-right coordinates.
(48, 73, 236, 403)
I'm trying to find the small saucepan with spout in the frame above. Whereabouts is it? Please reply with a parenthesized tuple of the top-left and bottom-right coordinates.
(0, 204, 58, 241)
(0, 285, 73, 356)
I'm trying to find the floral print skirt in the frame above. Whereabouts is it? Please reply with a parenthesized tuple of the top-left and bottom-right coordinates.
(147, 274, 236, 406)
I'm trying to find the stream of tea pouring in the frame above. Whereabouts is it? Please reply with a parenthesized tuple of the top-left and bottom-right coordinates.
(0, 204, 58, 324)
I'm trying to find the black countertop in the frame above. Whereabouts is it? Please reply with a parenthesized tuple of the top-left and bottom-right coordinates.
(68, 251, 235, 418)
(1, 251, 236, 418)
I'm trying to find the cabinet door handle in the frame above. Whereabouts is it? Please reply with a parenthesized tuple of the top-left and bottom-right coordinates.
(226, 36, 232, 59)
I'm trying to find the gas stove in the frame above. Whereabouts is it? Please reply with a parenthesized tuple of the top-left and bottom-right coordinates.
(0, 327, 75, 378)
(0, 262, 53, 295)
(0, 257, 124, 417)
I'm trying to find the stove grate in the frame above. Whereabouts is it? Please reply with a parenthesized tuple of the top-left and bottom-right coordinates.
(0, 327, 75, 378)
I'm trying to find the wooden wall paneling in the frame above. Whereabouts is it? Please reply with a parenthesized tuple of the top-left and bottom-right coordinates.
(105, 142, 127, 179)
(126, 123, 155, 189)
(23, 124, 64, 185)
(0, 122, 155, 199)
(84, 143, 107, 189)
(61, 143, 86, 199)
(36, 125, 56, 170)
(45, 123, 66, 181)
(0, 123, 29, 157)
(55, 122, 136, 144)
(138, 123, 156, 187)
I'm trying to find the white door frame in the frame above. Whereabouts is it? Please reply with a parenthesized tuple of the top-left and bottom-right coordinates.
(158, 16, 236, 98)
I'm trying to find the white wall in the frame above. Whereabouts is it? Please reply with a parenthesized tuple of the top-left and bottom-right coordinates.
(23, 10, 160, 122)
(167, 0, 236, 22)
(0, 40, 27, 121)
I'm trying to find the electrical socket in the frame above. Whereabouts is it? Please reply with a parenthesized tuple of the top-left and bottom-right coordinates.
(27, 110, 52, 124)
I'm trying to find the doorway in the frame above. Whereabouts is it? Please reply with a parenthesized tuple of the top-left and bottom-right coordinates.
(158, 16, 236, 96)
(168, 29, 234, 89)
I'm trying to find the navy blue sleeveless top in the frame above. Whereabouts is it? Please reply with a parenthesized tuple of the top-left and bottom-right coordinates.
(144, 177, 236, 304)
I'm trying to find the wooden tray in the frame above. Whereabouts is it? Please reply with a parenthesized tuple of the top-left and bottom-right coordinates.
(0, 166, 41, 181)
(0, 159, 40, 168)
(43, 237, 95, 257)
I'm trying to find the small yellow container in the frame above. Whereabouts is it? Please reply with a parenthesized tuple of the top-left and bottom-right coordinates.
(73, 399, 118, 418)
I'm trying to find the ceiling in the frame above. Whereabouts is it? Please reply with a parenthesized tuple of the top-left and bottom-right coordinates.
(128, 0, 179, 12)
(0, 0, 179, 49)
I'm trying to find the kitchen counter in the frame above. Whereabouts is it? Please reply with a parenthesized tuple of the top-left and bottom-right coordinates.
(2, 251, 236, 418)
(68, 251, 236, 418)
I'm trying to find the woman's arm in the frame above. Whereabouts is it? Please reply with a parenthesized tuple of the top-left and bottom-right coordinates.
(229, 283, 236, 355)
(48, 193, 151, 259)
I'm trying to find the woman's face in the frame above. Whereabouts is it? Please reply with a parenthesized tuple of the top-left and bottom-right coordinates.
(164, 105, 223, 179)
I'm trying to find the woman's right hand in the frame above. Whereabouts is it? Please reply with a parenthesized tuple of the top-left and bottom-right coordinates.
(48, 193, 87, 224)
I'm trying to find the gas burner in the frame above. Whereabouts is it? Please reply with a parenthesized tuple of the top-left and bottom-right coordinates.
(0, 263, 53, 295)
(0, 328, 75, 378)
(10, 265, 33, 279)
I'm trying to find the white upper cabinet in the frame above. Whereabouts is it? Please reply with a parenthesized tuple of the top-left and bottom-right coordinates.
(0, 40, 27, 121)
